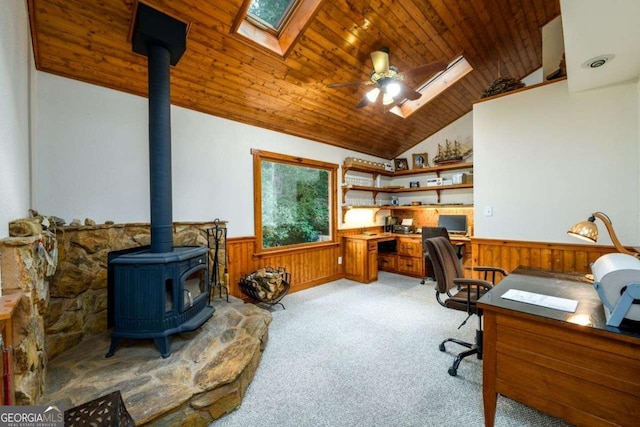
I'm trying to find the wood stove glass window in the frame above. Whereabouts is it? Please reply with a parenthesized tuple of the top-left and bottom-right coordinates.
(252, 149, 337, 253)
(181, 267, 206, 312)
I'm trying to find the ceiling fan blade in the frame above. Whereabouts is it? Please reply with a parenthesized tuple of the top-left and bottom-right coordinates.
(401, 61, 447, 79)
(395, 81, 422, 101)
(371, 50, 390, 74)
(355, 95, 370, 109)
(327, 81, 374, 88)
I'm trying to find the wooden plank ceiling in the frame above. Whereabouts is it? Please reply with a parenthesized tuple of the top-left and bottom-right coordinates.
(27, 0, 560, 159)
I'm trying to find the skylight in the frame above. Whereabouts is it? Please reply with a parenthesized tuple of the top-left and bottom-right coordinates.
(233, 0, 322, 58)
(247, 0, 299, 33)
(390, 55, 473, 118)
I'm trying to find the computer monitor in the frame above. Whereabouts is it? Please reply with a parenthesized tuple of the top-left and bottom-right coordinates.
(437, 214, 468, 235)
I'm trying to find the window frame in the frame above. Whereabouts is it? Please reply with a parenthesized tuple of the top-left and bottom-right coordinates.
(232, 0, 325, 58)
(252, 149, 338, 255)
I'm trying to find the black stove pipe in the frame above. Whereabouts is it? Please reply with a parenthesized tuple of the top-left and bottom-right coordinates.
(148, 43, 173, 253)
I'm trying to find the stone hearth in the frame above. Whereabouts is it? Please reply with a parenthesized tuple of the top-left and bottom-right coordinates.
(40, 296, 271, 425)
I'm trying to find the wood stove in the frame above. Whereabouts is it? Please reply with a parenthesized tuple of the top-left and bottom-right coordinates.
(107, 246, 211, 358)
(106, 4, 214, 358)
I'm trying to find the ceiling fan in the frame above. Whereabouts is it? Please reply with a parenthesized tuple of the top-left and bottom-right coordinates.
(327, 48, 447, 109)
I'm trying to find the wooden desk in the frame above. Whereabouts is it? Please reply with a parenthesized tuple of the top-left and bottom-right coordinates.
(344, 234, 396, 283)
(0, 293, 21, 405)
(477, 269, 640, 427)
(345, 233, 472, 283)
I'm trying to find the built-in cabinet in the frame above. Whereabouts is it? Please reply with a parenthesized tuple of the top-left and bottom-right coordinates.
(377, 236, 423, 278)
(345, 234, 425, 282)
(341, 162, 473, 221)
(395, 237, 423, 277)
(344, 237, 381, 283)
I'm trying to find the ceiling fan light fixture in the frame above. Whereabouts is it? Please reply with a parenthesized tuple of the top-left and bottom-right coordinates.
(370, 48, 390, 74)
(366, 88, 380, 102)
(382, 93, 394, 105)
(385, 81, 401, 97)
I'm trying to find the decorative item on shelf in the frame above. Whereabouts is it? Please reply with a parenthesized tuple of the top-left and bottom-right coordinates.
(432, 139, 472, 164)
(344, 157, 386, 171)
(409, 181, 420, 188)
(426, 177, 443, 187)
(481, 69, 525, 98)
(567, 212, 640, 259)
(383, 162, 394, 172)
(452, 173, 473, 184)
(411, 201, 422, 206)
(546, 53, 567, 81)
(412, 152, 429, 169)
(394, 158, 409, 171)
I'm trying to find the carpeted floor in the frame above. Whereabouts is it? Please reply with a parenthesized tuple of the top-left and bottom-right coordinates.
(211, 272, 572, 427)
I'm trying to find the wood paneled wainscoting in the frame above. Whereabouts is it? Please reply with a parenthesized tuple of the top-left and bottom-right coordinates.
(227, 227, 382, 299)
(227, 237, 345, 298)
(471, 238, 619, 283)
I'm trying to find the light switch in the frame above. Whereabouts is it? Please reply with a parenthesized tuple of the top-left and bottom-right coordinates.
(484, 206, 493, 217)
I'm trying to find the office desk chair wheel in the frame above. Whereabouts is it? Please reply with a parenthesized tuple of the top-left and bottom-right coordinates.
(448, 367, 457, 376)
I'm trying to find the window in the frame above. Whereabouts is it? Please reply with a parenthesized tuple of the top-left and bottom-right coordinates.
(233, 0, 323, 57)
(390, 55, 473, 118)
(246, 0, 298, 33)
(252, 149, 337, 252)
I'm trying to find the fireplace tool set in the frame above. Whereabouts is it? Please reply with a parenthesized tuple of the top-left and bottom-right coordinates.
(207, 219, 229, 302)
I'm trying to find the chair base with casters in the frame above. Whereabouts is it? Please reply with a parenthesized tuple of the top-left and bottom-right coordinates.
(425, 236, 507, 376)
(440, 328, 483, 376)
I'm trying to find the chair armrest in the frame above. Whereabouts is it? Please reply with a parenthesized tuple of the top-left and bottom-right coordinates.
(453, 278, 493, 313)
(454, 278, 493, 293)
(473, 266, 509, 276)
(473, 266, 508, 284)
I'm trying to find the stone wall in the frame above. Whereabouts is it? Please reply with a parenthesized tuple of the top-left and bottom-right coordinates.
(1, 220, 227, 405)
(0, 235, 50, 404)
(46, 221, 227, 361)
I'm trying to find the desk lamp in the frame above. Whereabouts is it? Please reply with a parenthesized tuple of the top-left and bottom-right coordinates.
(569, 212, 640, 327)
(567, 212, 640, 258)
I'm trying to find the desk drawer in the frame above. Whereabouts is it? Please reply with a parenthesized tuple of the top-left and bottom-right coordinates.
(397, 238, 422, 257)
(378, 253, 396, 271)
(491, 313, 640, 426)
(397, 255, 422, 277)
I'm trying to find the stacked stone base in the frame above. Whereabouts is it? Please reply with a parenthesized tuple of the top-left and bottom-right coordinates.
(39, 296, 271, 425)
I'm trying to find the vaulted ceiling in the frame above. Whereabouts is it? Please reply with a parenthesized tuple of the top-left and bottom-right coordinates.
(27, 0, 560, 159)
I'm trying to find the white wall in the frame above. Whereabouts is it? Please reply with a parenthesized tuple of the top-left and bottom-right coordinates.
(33, 73, 388, 236)
(393, 68, 543, 208)
(0, 1, 31, 238)
(474, 79, 639, 246)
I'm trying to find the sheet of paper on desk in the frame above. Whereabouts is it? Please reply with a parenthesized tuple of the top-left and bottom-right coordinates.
(501, 289, 578, 313)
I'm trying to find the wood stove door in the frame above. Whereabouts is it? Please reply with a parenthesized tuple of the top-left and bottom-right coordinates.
(180, 265, 207, 313)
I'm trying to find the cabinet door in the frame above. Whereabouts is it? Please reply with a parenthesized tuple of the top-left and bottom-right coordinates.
(344, 239, 364, 281)
(366, 242, 378, 282)
(397, 238, 422, 257)
(397, 255, 423, 277)
(378, 253, 397, 272)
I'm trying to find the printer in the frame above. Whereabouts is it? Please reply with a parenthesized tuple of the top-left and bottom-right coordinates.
(393, 224, 415, 234)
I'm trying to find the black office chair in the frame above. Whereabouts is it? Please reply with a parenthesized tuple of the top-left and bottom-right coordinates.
(420, 226, 450, 284)
(425, 236, 508, 376)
